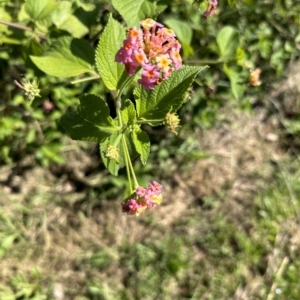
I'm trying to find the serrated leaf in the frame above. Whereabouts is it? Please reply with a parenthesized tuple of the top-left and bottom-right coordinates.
(25, 0, 59, 21)
(216, 26, 239, 62)
(77, 94, 115, 129)
(132, 129, 150, 165)
(121, 99, 136, 126)
(60, 112, 111, 142)
(30, 36, 95, 77)
(95, 15, 126, 90)
(60, 94, 118, 142)
(134, 66, 207, 125)
(100, 128, 138, 176)
(112, 0, 167, 27)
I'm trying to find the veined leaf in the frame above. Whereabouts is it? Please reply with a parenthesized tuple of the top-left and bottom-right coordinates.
(134, 66, 207, 125)
(216, 26, 239, 62)
(30, 36, 95, 77)
(132, 128, 150, 165)
(77, 94, 115, 129)
(121, 100, 136, 126)
(60, 112, 111, 142)
(60, 94, 118, 142)
(112, 0, 167, 27)
(51, 1, 88, 38)
(95, 15, 126, 90)
(25, 0, 59, 21)
(223, 64, 245, 100)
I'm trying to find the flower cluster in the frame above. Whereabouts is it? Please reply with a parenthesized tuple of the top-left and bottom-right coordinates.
(122, 181, 163, 215)
(115, 18, 182, 90)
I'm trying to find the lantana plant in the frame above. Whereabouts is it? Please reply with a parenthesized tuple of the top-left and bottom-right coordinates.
(55, 16, 206, 215)
(58, 16, 206, 215)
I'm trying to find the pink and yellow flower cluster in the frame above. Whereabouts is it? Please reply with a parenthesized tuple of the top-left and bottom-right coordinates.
(115, 18, 182, 90)
(122, 181, 163, 215)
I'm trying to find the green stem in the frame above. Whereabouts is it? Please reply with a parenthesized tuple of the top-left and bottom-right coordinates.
(114, 69, 141, 192)
(116, 69, 140, 100)
(137, 119, 164, 124)
(122, 135, 133, 193)
(0, 19, 46, 38)
(122, 135, 139, 190)
(71, 74, 100, 84)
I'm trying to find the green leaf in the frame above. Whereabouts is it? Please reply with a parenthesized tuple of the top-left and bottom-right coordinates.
(30, 36, 95, 77)
(121, 99, 136, 126)
(100, 131, 121, 176)
(134, 66, 207, 125)
(77, 94, 115, 129)
(216, 26, 239, 62)
(51, 1, 88, 38)
(95, 15, 126, 90)
(100, 128, 138, 176)
(112, 0, 167, 27)
(132, 128, 150, 165)
(60, 112, 110, 142)
(164, 18, 193, 57)
(60, 94, 118, 142)
(27, 39, 44, 56)
(223, 64, 245, 100)
(25, 0, 59, 21)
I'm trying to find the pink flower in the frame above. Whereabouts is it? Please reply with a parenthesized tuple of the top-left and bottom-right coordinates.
(138, 64, 160, 90)
(122, 181, 163, 216)
(136, 186, 147, 197)
(170, 48, 182, 70)
(115, 18, 183, 90)
(148, 181, 162, 195)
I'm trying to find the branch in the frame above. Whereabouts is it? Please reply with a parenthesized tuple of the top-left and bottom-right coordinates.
(0, 19, 46, 38)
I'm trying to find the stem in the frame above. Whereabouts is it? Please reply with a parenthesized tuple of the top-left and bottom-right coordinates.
(114, 69, 141, 192)
(137, 119, 164, 124)
(122, 135, 139, 190)
(0, 19, 46, 38)
(122, 135, 133, 193)
(70, 74, 100, 84)
(116, 101, 123, 128)
(116, 67, 141, 100)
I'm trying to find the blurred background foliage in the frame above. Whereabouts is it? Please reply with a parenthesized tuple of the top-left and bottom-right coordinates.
(1, 0, 299, 169)
(1, 0, 300, 299)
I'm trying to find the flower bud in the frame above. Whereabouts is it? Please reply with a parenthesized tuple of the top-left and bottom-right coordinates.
(14, 78, 40, 103)
(164, 112, 180, 134)
(104, 144, 119, 162)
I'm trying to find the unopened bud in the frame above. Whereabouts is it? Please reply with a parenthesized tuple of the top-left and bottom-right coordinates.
(14, 78, 40, 103)
(165, 112, 180, 134)
(104, 144, 119, 162)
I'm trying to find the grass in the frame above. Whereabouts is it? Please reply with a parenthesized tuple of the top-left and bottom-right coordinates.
(1, 105, 300, 300)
